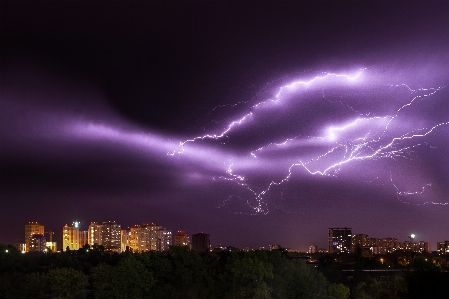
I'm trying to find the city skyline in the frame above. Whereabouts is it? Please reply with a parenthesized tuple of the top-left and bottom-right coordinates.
(14, 220, 448, 253)
(1, 2, 449, 251)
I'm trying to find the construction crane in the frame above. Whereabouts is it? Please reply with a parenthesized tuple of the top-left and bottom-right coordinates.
(45, 230, 54, 242)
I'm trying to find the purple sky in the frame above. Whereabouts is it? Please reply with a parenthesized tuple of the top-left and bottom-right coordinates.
(1, 2, 449, 251)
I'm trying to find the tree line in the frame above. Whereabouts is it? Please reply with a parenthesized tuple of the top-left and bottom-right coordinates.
(0, 243, 448, 299)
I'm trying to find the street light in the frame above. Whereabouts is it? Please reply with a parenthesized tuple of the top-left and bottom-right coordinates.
(409, 234, 415, 250)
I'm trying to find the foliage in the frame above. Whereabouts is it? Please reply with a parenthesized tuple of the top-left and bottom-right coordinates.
(91, 254, 155, 299)
(328, 283, 350, 299)
(271, 258, 328, 298)
(47, 267, 88, 299)
(228, 250, 273, 299)
(352, 275, 408, 299)
(2, 242, 448, 299)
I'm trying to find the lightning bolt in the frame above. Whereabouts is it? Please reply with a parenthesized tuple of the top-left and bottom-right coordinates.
(169, 68, 449, 213)
(168, 70, 365, 156)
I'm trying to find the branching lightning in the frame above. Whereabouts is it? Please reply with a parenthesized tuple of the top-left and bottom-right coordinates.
(169, 68, 449, 213)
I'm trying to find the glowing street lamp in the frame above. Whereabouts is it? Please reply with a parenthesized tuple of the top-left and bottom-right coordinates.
(409, 234, 415, 247)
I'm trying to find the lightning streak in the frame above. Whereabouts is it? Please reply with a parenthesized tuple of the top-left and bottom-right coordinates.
(169, 70, 365, 156)
(170, 68, 449, 213)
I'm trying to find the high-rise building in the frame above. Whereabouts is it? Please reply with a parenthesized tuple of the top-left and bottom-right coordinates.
(192, 232, 210, 253)
(88, 222, 103, 246)
(352, 234, 371, 252)
(437, 241, 449, 255)
(128, 223, 162, 252)
(157, 228, 172, 251)
(328, 228, 352, 254)
(369, 238, 379, 254)
(174, 230, 190, 247)
(121, 223, 171, 252)
(63, 222, 80, 251)
(377, 238, 399, 254)
(101, 221, 121, 252)
(416, 241, 430, 253)
(24, 222, 44, 252)
(29, 234, 46, 252)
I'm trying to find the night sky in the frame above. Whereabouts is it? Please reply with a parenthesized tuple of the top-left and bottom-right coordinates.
(1, 1, 449, 251)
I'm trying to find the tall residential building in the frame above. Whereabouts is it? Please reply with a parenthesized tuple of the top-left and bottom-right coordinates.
(127, 223, 172, 252)
(128, 223, 161, 252)
(175, 230, 190, 247)
(29, 234, 46, 252)
(192, 232, 210, 253)
(24, 222, 44, 252)
(157, 228, 172, 251)
(101, 221, 121, 252)
(377, 238, 399, 254)
(352, 234, 371, 252)
(369, 238, 379, 254)
(88, 222, 103, 246)
(328, 227, 352, 254)
(437, 241, 449, 255)
(415, 241, 430, 253)
(63, 222, 80, 251)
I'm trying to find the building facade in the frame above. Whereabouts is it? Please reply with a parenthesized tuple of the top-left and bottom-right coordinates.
(128, 223, 162, 252)
(29, 234, 46, 252)
(157, 228, 172, 251)
(24, 222, 44, 252)
(46, 242, 57, 252)
(192, 232, 210, 253)
(101, 221, 121, 252)
(351, 234, 372, 252)
(63, 222, 80, 251)
(328, 227, 352, 254)
(437, 241, 449, 255)
(174, 230, 190, 247)
(88, 222, 103, 246)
